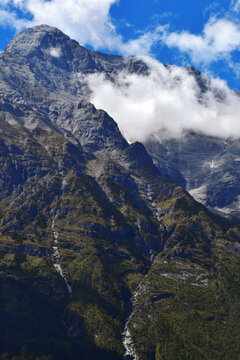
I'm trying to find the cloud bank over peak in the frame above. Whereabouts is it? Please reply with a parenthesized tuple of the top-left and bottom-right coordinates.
(86, 57, 240, 142)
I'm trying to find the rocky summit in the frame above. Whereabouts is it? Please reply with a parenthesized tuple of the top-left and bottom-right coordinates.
(1, 25, 240, 360)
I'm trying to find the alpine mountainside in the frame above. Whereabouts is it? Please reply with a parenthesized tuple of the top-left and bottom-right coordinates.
(1, 25, 240, 360)
(145, 131, 240, 221)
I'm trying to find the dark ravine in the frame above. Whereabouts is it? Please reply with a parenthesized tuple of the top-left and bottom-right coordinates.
(1, 25, 240, 360)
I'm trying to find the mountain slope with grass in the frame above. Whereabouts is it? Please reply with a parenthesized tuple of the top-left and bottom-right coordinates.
(0, 25, 240, 360)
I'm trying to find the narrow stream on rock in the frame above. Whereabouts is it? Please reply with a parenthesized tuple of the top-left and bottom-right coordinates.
(122, 273, 150, 359)
(122, 317, 138, 360)
(122, 281, 146, 360)
(51, 214, 72, 295)
(122, 182, 159, 359)
(51, 171, 72, 296)
(122, 246, 150, 359)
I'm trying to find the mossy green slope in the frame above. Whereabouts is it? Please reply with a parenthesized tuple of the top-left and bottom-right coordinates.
(124, 179, 240, 360)
(1, 117, 240, 360)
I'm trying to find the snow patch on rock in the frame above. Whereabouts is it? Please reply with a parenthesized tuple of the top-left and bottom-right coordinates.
(49, 47, 62, 58)
(189, 185, 208, 204)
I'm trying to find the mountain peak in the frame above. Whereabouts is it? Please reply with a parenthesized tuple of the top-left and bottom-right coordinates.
(7, 24, 70, 44)
(5, 24, 76, 58)
(21, 24, 65, 35)
(3, 24, 126, 77)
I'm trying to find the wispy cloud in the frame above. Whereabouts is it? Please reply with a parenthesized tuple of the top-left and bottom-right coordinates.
(161, 17, 240, 65)
(0, 8, 30, 29)
(231, 0, 240, 12)
(120, 25, 165, 56)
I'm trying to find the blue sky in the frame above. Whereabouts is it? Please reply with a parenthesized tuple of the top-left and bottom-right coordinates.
(0, 0, 240, 90)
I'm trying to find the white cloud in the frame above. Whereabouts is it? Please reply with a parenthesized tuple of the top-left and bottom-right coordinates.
(0, 0, 163, 55)
(0, 8, 29, 29)
(162, 17, 240, 64)
(120, 26, 165, 56)
(86, 57, 240, 142)
(26, 0, 121, 50)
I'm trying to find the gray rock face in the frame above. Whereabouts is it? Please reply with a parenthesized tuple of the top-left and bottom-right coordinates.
(53, 101, 129, 158)
(145, 131, 240, 219)
(2, 25, 125, 95)
(0, 25, 142, 164)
